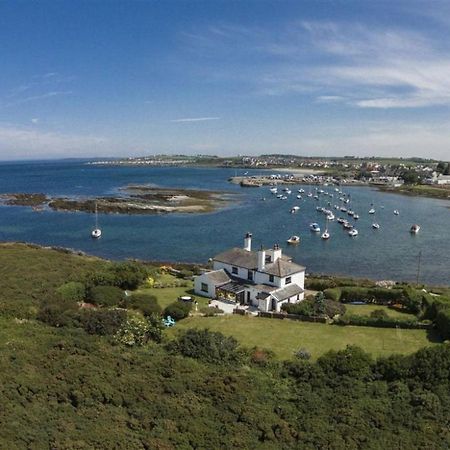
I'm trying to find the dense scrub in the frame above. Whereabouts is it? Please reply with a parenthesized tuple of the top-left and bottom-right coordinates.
(1, 243, 450, 449)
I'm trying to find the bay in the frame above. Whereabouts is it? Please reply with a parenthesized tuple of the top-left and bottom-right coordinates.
(0, 160, 449, 285)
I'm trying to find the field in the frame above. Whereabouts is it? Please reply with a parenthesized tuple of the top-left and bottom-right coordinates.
(344, 303, 417, 320)
(168, 315, 440, 360)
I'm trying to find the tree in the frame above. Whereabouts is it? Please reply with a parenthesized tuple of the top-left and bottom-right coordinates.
(164, 301, 192, 321)
(400, 169, 420, 185)
(56, 281, 86, 302)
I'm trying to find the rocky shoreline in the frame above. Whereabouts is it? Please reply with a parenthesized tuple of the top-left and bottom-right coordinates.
(0, 185, 234, 215)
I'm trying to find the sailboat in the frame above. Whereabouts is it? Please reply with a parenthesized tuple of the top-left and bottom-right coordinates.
(321, 218, 330, 240)
(91, 202, 102, 239)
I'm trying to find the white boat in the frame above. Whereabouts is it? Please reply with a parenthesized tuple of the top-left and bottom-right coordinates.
(296, 194, 302, 199)
(307, 193, 313, 198)
(276, 194, 283, 198)
(287, 235, 301, 245)
(298, 189, 305, 193)
(316, 206, 324, 212)
(321, 230, 330, 240)
(347, 210, 354, 216)
(343, 221, 353, 229)
(310, 223, 321, 233)
(91, 202, 102, 239)
(290, 206, 300, 213)
(410, 224, 421, 234)
(337, 217, 345, 224)
(285, 189, 292, 195)
(353, 214, 359, 220)
(281, 196, 288, 200)
(269, 187, 277, 194)
(326, 213, 335, 221)
(348, 228, 358, 237)
(394, 210, 400, 215)
(368, 208, 375, 214)
(372, 223, 380, 229)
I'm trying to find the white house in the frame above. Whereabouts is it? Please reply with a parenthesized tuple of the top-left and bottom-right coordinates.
(194, 233, 306, 312)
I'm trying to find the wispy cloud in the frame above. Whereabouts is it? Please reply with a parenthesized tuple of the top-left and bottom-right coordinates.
(31, 118, 39, 124)
(1, 91, 72, 109)
(182, 19, 450, 109)
(171, 117, 220, 123)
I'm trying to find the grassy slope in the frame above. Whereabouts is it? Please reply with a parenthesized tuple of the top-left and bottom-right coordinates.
(0, 242, 105, 318)
(169, 315, 439, 360)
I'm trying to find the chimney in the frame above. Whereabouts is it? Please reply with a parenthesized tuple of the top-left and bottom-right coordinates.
(257, 245, 266, 271)
(244, 232, 252, 251)
(273, 243, 282, 262)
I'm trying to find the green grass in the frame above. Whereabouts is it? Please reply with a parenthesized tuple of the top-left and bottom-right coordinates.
(344, 304, 417, 320)
(168, 315, 440, 360)
(134, 277, 209, 310)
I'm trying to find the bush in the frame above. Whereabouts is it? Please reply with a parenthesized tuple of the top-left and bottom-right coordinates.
(164, 301, 192, 321)
(324, 288, 342, 302)
(435, 308, 450, 340)
(370, 309, 389, 319)
(168, 329, 241, 365)
(200, 306, 224, 316)
(56, 281, 86, 302)
(37, 294, 79, 328)
(109, 261, 148, 290)
(126, 293, 161, 317)
(89, 285, 125, 307)
(250, 347, 275, 366)
(305, 278, 337, 291)
(335, 314, 423, 329)
(79, 309, 126, 335)
(282, 296, 345, 319)
(294, 348, 311, 360)
(114, 315, 150, 346)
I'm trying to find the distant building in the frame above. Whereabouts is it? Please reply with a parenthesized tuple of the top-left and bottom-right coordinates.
(194, 233, 305, 312)
(423, 172, 450, 185)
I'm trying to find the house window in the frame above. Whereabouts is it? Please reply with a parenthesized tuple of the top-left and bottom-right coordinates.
(232, 266, 238, 275)
(247, 270, 253, 281)
(201, 283, 208, 293)
(265, 255, 272, 263)
(285, 277, 292, 285)
(269, 274, 274, 283)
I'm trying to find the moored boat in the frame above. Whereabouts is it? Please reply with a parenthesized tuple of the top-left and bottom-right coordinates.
(287, 235, 301, 245)
(310, 223, 321, 233)
(410, 224, 421, 234)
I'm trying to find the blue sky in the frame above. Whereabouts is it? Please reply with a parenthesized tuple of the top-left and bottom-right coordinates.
(1, 0, 450, 160)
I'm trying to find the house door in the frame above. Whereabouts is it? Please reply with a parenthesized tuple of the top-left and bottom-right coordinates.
(271, 298, 277, 311)
(246, 291, 251, 304)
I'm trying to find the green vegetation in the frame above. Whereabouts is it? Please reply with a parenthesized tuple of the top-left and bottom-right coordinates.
(169, 315, 438, 360)
(1, 242, 450, 448)
(344, 303, 416, 320)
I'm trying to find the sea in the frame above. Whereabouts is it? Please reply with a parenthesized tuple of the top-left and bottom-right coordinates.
(0, 159, 449, 285)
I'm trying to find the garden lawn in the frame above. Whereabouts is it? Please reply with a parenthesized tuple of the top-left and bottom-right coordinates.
(168, 315, 440, 361)
(344, 304, 417, 320)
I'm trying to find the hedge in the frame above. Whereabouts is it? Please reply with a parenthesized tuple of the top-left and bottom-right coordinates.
(334, 314, 432, 330)
(435, 308, 450, 340)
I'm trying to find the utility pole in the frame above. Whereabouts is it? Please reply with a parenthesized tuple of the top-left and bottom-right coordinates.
(416, 250, 422, 286)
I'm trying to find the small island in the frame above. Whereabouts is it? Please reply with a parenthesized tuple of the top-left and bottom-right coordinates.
(0, 185, 235, 215)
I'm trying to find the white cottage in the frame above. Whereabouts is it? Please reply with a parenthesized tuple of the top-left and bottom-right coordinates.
(194, 233, 306, 312)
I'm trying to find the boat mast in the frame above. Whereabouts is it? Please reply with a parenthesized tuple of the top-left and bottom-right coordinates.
(416, 250, 422, 285)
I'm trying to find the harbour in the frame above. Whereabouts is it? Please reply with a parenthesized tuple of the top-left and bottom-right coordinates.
(0, 160, 449, 285)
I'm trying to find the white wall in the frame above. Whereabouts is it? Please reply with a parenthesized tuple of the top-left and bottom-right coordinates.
(280, 271, 305, 289)
(194, 273, 217, 298)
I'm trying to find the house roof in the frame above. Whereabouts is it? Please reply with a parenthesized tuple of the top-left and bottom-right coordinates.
(213, 248, 258, 269)
(272, 283, 304, 301)
(217, 281, 246, 294)
(264, 258, 305, 277)
(213, 248, 304, 276)
(202, 269, 231, 285)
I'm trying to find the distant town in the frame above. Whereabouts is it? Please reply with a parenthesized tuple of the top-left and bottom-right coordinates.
(90, 154, 450, 198)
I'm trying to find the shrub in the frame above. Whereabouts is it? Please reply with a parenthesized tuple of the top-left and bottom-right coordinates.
(126, 293, 161, 317)
(164, 301, 192, 321)
(282, 296, 345, 319)
(324, 288, 342, 302)
(370, 309, 389, 319)
(250, 347, 275, 366)
(294, 348, 311, 360)
(109, 261, 148, 290)
(335, 314, 422, 329)
(89, 285, 125, 307)
(56, 281, 86, 302)
(79, 309, 126, 335)
(200, 306, 224, 316)
(114, 315, 150, 346)
(37, 294, 79, 328)
(168, 329, 241, 365)
(305, 278, 337, 291)
(435, 308, 450, 340)
(401, 287, 424, 314)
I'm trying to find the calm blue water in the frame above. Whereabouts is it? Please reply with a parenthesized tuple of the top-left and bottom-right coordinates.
(0, 160, 449, 285)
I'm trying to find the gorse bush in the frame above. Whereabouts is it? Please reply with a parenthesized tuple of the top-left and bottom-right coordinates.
(164, 301, 192, 321)
(89, 285, 125, 307)
(125, 292, 161, 317)
(56, 281, 86, 302)
(168, 329, 242, 365)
